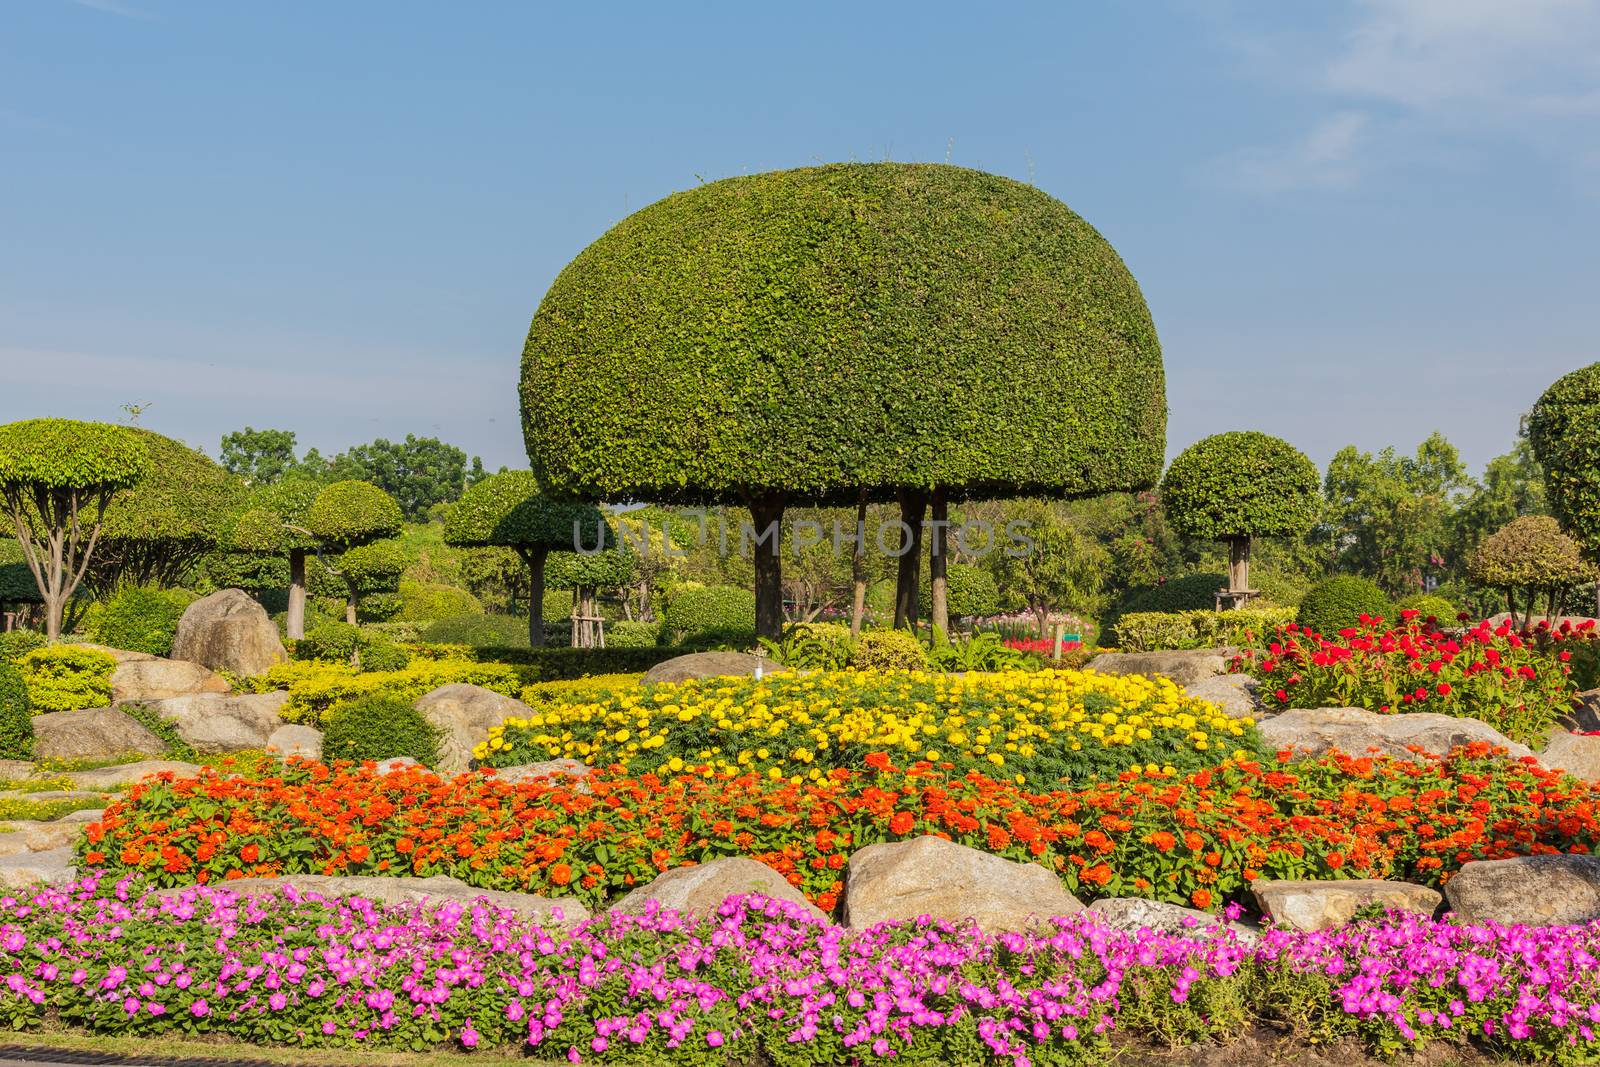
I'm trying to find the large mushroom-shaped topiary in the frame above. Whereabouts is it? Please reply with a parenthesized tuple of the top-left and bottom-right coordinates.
(1469, 515, 1595, 627)
(521, 163, 1166, 638)
(0, 419, 150, 641)
(305, 481, 404, 626)
(443, 471, 612, 647)
(1160, 432, 1320, 609)
(1530, 364, 1600, 560)
(227, 477, 323, 639)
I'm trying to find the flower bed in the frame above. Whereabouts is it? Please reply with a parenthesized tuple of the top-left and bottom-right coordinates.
(476, 668, 1258, 786)
(1232, 615, 1577, 745)
(1, 884, 1598, 1064)
(82, 747, 1600, 914)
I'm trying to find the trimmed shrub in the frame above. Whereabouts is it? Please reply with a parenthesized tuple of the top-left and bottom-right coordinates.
(849, 628, 928, 671)
(88, 585, 195, 656)
(662, 585, 756, 639)
(1117, 573, 1228, 614)
(675, 627, 758, 653)
(0, 659, 32, 760)
(419, 613, 531, 649)
(296, 622, 411, 673)
(1113, 607, 1297, 652)
(320, 694, 440, 767)
(1296, 576, 1394, 636)
(605, 619, 660, 648)
(406, 644, 692, 682)
(0, 630, 46, 666)
(1160, 432, 1320, 542)
(394, 581, 481, 623)
(1469, 515, 1594, 621)
(305, 481, 403, 547)
(1394, 593, 1459, 624)
(19, 645, 116, 713)
(249, 659, 520, 725)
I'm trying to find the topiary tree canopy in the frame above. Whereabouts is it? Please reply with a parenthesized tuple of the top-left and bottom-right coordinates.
(443, 471, 612, 647)
(544, 535, 633, 649)
(1469, 515, 1594, 627)
(0, 419, 150, 641)
(1529, 363, 1600, 560)
(88, 428, 245, 591)
(306, 481, 403, 547)
(226, 477, 322, 639)
(330, 537, 410, 626)
(1160, 432, 1320, 608)
(522, 163, 1166, 638)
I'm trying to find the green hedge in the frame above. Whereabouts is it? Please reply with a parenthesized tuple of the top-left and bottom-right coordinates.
(419, 613, 531, 649)
(521, 163, 1165, 506)
(1111, 607, 1297, 653)
(88, 585, 195, 656)
(394, 581, 482, 623)
(1297, 576, 1394, 636)
(662, 585, 756, 638)
(407, 643, 694, 682)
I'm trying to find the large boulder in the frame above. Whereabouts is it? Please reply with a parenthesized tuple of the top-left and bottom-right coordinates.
(0, 847, 75, 888)
(1251, 878, 1441, 932)
(0, 820, 87, 856)
(64, 759, 202, 790)
(140, 691, 290, 753)
(613, 857, 827, 923)
(1560, 689, 1600, 734)
(1184, 673, 1259, 719)
(843, 835, 1082, 933)
(1444, 856, 1600, 926)
(149, 874, 589, 928)
(1087, 897, 1257, 943)
(491, 758, 591, 786)
(641, 651, 773, 686)
(1084, 649, 1228, 687)
(111, 657, 229, 704)
(267, 724, 323, 762)
(33, 708, 166, 763)
(1258, 707, 1532, 761)
(415, 684, 532, 774)
(171, 588, 287, 677)
(1539, 730, 1600, 782)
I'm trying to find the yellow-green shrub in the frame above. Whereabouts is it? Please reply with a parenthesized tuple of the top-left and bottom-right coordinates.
(518, 673, 644, 714)
(849, 628, 928, 671)
(19, 646, 116, 713)
(250, 658, 520, 724)
(1112, 607, 1296, 652)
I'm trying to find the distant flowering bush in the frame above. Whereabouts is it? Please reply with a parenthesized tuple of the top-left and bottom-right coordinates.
(1232, 614, 1579, 745)
(82, 746, 1600, 914)
(1, 883, 1599, 1063)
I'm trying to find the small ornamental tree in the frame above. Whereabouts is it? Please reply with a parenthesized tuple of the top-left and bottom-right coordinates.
(1160, 432, 1320, 608)
(330, 538, 409, 626)
(304, 481, 403, 625)
(1469, 515, 1595, 627)
(1530, 364, 1600, 566)
(443, 471, 610, 647)
(546, 543, 634, 648)
(228, 478, 322, 639)
(0, 419, 150, 641)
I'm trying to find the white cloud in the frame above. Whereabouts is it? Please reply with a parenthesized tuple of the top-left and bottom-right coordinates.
(1222, 111, 1371, 192)
(68, 0, 156, 20)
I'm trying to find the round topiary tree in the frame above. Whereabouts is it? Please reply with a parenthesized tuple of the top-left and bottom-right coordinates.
(0, 419, 150, 641)
(521, 163, 1166, 639)
(227, 477, 323, 639)
(546, 542, 635, 648)
(1468, 515, 1594, 627)
(1160, 432, 1320, 609)
(1296, 575, 1394, 636)
(87, 428, 244, 591)
(1530, 364, 1600, 564)
(442, 471, 610, 647)
(304, 481, 404, 626)
(331, 538, 409, 626)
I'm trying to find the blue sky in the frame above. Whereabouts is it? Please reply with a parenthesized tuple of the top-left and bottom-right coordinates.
(4, 0, 1598, 478)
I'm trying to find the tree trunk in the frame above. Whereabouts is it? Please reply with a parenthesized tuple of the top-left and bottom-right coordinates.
(345, 592, 358, 626)
(893, 488, 927, 630)
(929, 488, 949, 634)
(522, 547, 547, 648)
(850, 491, 868, 637)
(1225, 536, 1251, 607)
(749, 493, 786, 641)
(286, 549, 308, 640)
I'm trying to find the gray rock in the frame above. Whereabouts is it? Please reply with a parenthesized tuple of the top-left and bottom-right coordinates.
(1085, 649, 1229, 687)
(138, 691, 289, 753)
(0, 847, 75, 888)
(0, 820, 85, 856)
(491, 759, 591, 786)
(64, 760, 203, 790)
(73, 644, 158, 663)
(1539, 730, 1600, 782)
(1087, 897, 1257, 943)
(10, 790, 111, 803)
(0, 760, 33, 782)
(843, 835, 1082, 934)
(1258, 707, 1532, 761)
(1251, 878, 1441, 932)
(1184, 673, 1260, 719)
(171, 589, 288, 678)
(33, 708, 167, 763)
(415, 683, 531, 774)
(1444, 856, 1600, 926)
(374, 756, 423, 775)
(148, 874, 588, 927)
(55, 808, 105, 823)
(111, 657, 230, 704)
(614, 857, 826, 923)
(267, 724, 323, 761)
(641, 651, 774, 686)
(1559, 690, 1600, 734)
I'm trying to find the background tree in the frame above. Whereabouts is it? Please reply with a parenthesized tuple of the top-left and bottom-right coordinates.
(992, 500, 1108, 636)
(328, 435, 480, 520)
(1468, 515, 1594, 627)
(521, 163, 1165, 639)
(0, 419, 150, 641)
(1159, 432, 1321, 607)
(88, 428, 244, 591)
(442, 471, 607, 646)
(220, 427, 300, 485)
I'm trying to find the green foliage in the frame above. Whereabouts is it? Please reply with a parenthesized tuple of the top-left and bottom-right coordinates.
(117, 702, 196, 762)
(233, 477, 323, 553)
(0, 630, 46, 665)
(407, 643, 702, 681)
(443, 470, 605, 553)
(88, 585, 195, 656)
(919, 562, 1001, 620)
(1296, 576, 1395, 636)
(995, 499, 1109, 623)
(763, 621, 855, 670)
(394, 580, 481, 622)
(849, 628, 929, 671)
(19, 646, 116, 713)
(0, 419, 149, 492)
(320, 693, 440, 767)
(545, 546, 635, 592)
(0, 660, 33, 760)
(296, 621, 412, 672)
(926, 629, 1040, 672)
(200, 549, 289, 596)
(662, 584, 756, 639)
(605, 619, 661, 648)
(1529, 363, 1600, 557)
(1112, 607, 1297, 652)
(419, 613, 531, 649)
(522, 163, 1165, 505)
(324, 435, 476, 520)
(1116, 573, 1228, 615)
(1469, 515, 1593, 593)
(1160, 432, 1320, 541)
(336, 539, 410, 593)
(0, 540, 40, 605)
(305, 481, 402, 547)
(1394, 593, 1459, 623)
(219, 427, 301, 485)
